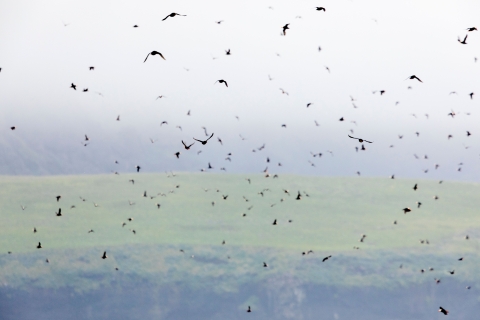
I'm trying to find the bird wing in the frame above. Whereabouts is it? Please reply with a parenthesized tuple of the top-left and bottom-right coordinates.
(182, 140, 187, 147)
(144, 53, 150, 63)
(206, 133, 214, 141)
(159, 52, 166, 60)
(364, 140, 373, 143)
(162, 15, 169, 21)
(464, 34, 468, 41)
(193, 138, 203, 143)
(348, 135, 359, 140)
(224, 81, 228, 87)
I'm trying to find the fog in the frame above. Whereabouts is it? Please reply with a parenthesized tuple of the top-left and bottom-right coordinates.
(0, 0, 479, 180)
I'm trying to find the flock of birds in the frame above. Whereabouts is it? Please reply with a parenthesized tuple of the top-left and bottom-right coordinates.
(3, 5, 480, 317)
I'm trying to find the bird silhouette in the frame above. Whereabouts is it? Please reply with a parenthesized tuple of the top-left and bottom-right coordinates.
(282, 23, 289, 35)
(144, 51, 166, 62)
(102, 251, 107, 259)
(56, 208, 62, 216)
(438, 307, 448, 315)
(322, 255, 332, 262)
(458, 34, 468, 44)
(348, 135, 372, 143)
(467, 27, 477, 31)
(214, 79, 228, 87)
(37, 242, 42, 249)
(403, 208, 411, 214)
(316, 7, 326, 11)
(194, 133, 214, 145)
(182, 140, 195, 150)
(162, 13, 186, 21)
(407, 75, 423, 82)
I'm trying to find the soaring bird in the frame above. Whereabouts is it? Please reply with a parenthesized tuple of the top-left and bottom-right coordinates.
(348, 135, 372, 143)
(214, 79, 228, 87)
(316, 7, 326, 11)
(458, 34, 468, 44)
(144, 51, 166, 62)
(70, 83, 77, 90)
(194, 133, 214, 145)
(322, 255, 332, 262)
(282, 23, 289, 35)
(182, 140, 195, 150)
(225, 49, 231, 55)
(467, 27, 477, 32)
(407, 75, 423, 82)
(162, 13, 186, 21)
(403, 208, 411, 214)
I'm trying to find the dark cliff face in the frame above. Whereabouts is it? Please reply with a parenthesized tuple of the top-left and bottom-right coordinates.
(1, 279, 478, 320)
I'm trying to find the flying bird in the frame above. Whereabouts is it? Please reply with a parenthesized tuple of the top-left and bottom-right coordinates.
(282, 23, 289, 35)
(316, 7, 326, 11)
(162, 13, 186, 21)
(407, 75, 423, 82)
(348, 135, 372, 143)
(144, 51, 166, 62)
(182, 140, 195, 150)
(193, 133, 214, 145)
(458, 34, 468, 44)
(102, 251, 107, 259)
(467, 27, 477, 32)
(214, 79, 228, 87)
(438, 307, 448, 315)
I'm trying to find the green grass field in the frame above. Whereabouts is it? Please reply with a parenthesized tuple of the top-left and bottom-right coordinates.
(1, 173, 479, 291)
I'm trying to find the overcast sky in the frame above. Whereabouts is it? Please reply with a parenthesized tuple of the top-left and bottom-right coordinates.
(0, 0, 479, 180)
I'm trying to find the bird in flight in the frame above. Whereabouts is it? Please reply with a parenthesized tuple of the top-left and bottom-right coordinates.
(162, 13, 186, 21)
(194, 133, 214, 145)
(70, 83, 77, 90)
(458, 34, 468, 44)
(438, 307, 448, 315)
(467, 27, 477, 32)
(316, 7, 326, 11)
(37, 242, 42, 249)
(182, 140, 194, 150)
(407, 75, 422, 82)
(322, 255, 332, 262)
(348, 135, 372, 143)
(282, 23, 289, 35)
(144, 51, 166, 62)
(225, 49, 231, 55)
(102, 251, 107, 259)
(214, 79, 228, 87)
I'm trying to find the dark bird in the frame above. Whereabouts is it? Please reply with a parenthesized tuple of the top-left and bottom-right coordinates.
(136, 165, 141, 172)
(272, 219, 277, 225)
(33, 227, 36, 233)
(348, 135, 372, 143)
(467, 27, 477, 32)
(413, 184, 418, 191)
(37, 242, 42, 249)
(194, 133, 214, 145)
(469, 92, 474, 99)
(458, 34, 468, 44)
(144, 51, 166, 62)
(214, 79, 228, 87)
(70, 83, 76, 90)
(449, 270, 455, 275)
(162, 13, 186, 21)
(174, 152, 180, 158)
(438, 307, 448, 315)
(116, 115, 120, 121)
(102, 251, 107, 259)
(215, 20, 223, 24)
(282, 23, 289, 35)
(263, 262, 268, 267)
(225, 49, 231, 55)
(306, 103, 313, 108)
(467, 131, 471, 136)
(296, 191, 302, 200)
(182, 140, 194, 150)
(56, 208, 62, 216)
(89, 66, 94, 70)
(316, 7, 326, 11)
(56, 195, 61, 202)
(403, 207, 411, 214)
(247, 306, 252, 313)
(322, 255, 332, 262)
(133, 25, 138, 27)
(407, 75, 422, 82)
(10, 126, 15, 130)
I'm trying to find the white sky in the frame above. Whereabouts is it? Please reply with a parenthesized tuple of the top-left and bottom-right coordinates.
(0, 0, 479, 180)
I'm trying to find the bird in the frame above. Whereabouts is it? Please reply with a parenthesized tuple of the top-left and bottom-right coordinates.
(296, 191, 302, 200)
(348, 135, 372, 143)
(144, 51, 166, 62)
(56, 195, 61, 202)
(458, 34, 468, 44)
(407, 75, 422, 82)
(56, 208, 62, 216)
(403, 208, 411, 214)
(174, 152, 180, 159)
(448, 270, 455, 275)
(162, 13, 186, 21)
(225, 49, 231, 55)
(263, 262, 268, 267)
(282, 23, 289, 35)
(322, 255, 332, 262)
(182, 141, 194, 150)
(37, 242, 42, 249)
(136, 165, 141, 172)
(438, 307, 448, 315)
(316, 7, 326, 11)
(214, 79, 228, 87)
(272, 219, 277, 225)
(469, 92, 474, 99)
(215, 20, 223, 24)
(467, 27, 477, 32)
(413, 184, 418, 191)
(10, 126, 15, 130)
(102, 251, 107, 259)
(33, 227, 36, 233)
(193, 133, 214, 145)
(247, 306, 251, 313)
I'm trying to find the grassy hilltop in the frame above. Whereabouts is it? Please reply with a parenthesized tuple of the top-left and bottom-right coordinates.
(0, 173, 479, 292)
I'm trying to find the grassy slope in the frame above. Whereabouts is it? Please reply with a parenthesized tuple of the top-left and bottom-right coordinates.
(0, 173, 479, 290)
